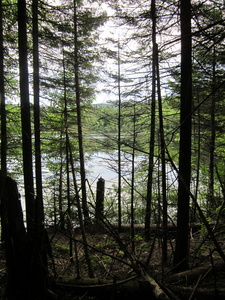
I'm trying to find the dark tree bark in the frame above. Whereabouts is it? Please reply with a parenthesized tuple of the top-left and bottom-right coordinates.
(131, 103, 136, 253)
(156, 43, 168, 263)
(0, 174, 28, 299)
(117, 40, 122, 231)
(96, 177, 105, 222)
(62, 48, 73, 261)
(33, 0, 44, 227)
(32, 0, 48, 279)
(174, 0, 192, 270)
(0, 0, 6, 177)
(145, 0, 156, 240)
(208, 45, 216, 213)
(18, 1, 50, 298)
(18, 0, 35, 232)
(0, 0, 6, 244)
(58, 133, 65, 230)
(73, 0, 89, 224)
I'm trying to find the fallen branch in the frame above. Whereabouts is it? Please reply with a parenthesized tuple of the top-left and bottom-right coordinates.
(142, 272, 171, 300)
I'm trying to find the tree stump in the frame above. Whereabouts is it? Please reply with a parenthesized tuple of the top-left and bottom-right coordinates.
(0, 173, 55, 299)
(95, 177, 105, 222)
(0, 173, 28, 299)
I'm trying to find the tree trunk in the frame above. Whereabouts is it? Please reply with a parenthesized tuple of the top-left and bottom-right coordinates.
(156, 43, 168, 263)
(18, 0, 49, 297)
(32, 0, 44, 228)
(174, 0, 192, 270)
(208, 45, 216, 214)
(145, 0, 156, 240)
(32, 0, 48, 281)
(62, 47, 73, 261)
(117, 40, 122, 231)
(0, 0, 6, 244)
(131, 103, 136, 252)
(96, 177, 105, 222)
(58, 135, 65, 230)
(0, 174, 28, 299)
(67, 133, 94, 278)
(0, 0, 6, 177)
(18, 0, 35, 232)
(73, 0, 89, 224)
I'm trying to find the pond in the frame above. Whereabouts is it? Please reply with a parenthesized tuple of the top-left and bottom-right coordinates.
(85, 150, 147, 191)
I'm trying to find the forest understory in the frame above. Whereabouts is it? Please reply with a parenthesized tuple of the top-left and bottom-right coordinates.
(3, 224, 221, 300)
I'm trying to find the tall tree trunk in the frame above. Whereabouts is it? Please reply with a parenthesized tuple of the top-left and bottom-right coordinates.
(18, 0, 35, 234)
(174, 0, 192, 271)
(73, 0, 89, 223)
(0, 0, 6, 177)
(58, 132, 65, 230)
(18, 1, 50, 298)
(208, 45, 216, 214)
(32, 0, 48, 288)
(156, 43, 168, 263)
(117, 40, 122, 231)
(145, 0, 156, 240)
(32, 0, 44, 227)
(0, 0, 6, 243)
(131, 103, 136, 253)
(62, 49, 73, 261)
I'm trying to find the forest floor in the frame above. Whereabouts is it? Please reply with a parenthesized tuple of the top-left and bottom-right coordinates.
(0, 225, 225, 299)
(47, 225, 225, 300)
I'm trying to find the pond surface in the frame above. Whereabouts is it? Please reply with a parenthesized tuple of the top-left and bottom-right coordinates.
(85, 150, 148, 192)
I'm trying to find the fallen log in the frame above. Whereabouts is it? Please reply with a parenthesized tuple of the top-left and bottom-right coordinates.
(56, 275, 164, 299)
(142, 273, 171, 300)
(165, 262, 225, 284)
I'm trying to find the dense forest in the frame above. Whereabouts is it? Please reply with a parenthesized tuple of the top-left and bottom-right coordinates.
(0, 0, 225, 299)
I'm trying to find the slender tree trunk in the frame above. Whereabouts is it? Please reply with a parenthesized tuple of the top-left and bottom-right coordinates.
(145, 0, 156, 240)
(73, 0, 89, 223)
(18, 0, 35, 234)
(58, 133, 65, 230)
(0, 0, 6, 177)
(192, 93, 201, 222)
(62, 47, 73, 261)
(174, 0, 192, 271)
(67, 133, 94, 278)
(118, 40, 122, 231)
(156, 43, 168, 263)
(66, 130, 73, 261)
(208, 45, 216, 214)
(32, 0, 44, 227)
(131, 103, 136, 253)
(0, 0, 6, 243)
(32, 0, 48, 288)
